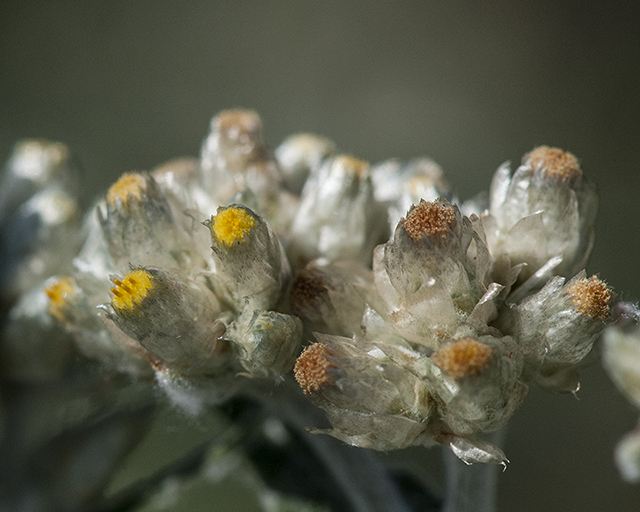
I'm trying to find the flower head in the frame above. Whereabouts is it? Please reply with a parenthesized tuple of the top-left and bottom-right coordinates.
(483, 146, 598, 284)
(289, 155, 389, 266)
(204, 204, 290, 311)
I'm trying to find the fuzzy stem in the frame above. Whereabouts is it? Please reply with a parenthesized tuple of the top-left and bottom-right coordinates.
(442, 429, 505, 512)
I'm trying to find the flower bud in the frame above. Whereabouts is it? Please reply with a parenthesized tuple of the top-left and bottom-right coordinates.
(98, 172, 204, 271)
(429, 336, 527, 436)
(204, 205, 290, 311)
(290, 260, 381, 338)
(0, 187, 82, 299)
(227, 309, 303, 379)
(200, 109, 282, 209)
(603, 322, 640, 410)
(0, 281, 75, 381)
(502, 272, 612, 392)
(275, 133, 336, 195)
(294, 334, 433, 450)
(105, 267, 229, 376)
(373, 199, 493, 347)
(289, 155, 389, 266)
(483, 146, 598, 283)
(370, 157, 451, 230)
(45, 275, 154, 375)
(0, 139, 80, 222)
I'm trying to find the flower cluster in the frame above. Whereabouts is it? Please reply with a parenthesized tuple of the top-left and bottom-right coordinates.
(0, 110, 616, 467)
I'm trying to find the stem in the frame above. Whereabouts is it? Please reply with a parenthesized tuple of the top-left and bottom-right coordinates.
(260, 381, 416, 512)
(442, 429, 505, 512)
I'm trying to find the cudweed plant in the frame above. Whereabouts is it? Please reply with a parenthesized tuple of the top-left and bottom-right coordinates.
(0, 109, 635, 512)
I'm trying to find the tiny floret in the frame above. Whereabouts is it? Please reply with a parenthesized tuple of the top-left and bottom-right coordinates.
(401, 200, 455, 243)
(525, 146, 582, 182)
(45, 277, 76, 321)
(432, 338, 494, 379)
(566, 275, 612, 320)
(212, 206, 256, 247)
(290, 269, 329, 315)
(294, 343, 334, 394)
(106, 173, 146, 207)
(110, 269, 155, 313)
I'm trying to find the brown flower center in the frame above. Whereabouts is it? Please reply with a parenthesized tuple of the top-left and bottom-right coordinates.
(432, 338, 494, 379)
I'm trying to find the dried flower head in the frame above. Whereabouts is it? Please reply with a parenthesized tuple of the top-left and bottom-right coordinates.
(110, 269, 156, 314)
(432, 338, 494, 379)
(566, 275, 612, 320)
(211, 206, 256, 247)
(294, 343, 335, 394)
(525, 146, 582, 182)
(401, 200, 455, 243)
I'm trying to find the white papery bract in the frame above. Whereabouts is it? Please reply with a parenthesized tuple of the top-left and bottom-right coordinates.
(289, 155, 389, 266)
(483, 146, 598, 284)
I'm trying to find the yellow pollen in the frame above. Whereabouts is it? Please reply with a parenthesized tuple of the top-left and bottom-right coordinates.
(45, 277, 76, 321)
(401, 200, 455, 243)
(212, 207, 256, 247)
(107, 173, 146, 207)
(111, 269, 155, 313)
(432, 338, 494, 379)
(566, 276, 612, 320)
(294, 343, 335, 394)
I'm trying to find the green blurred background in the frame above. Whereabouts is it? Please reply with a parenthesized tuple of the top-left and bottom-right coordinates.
(1, 1, 639, 510)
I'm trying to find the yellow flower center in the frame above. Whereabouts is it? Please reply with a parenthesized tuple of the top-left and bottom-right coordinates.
(212, 206, 256, 247)
(45, 277, 76, 321)
(107, 173, 146, 207)
(111, 269, 155, 313)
